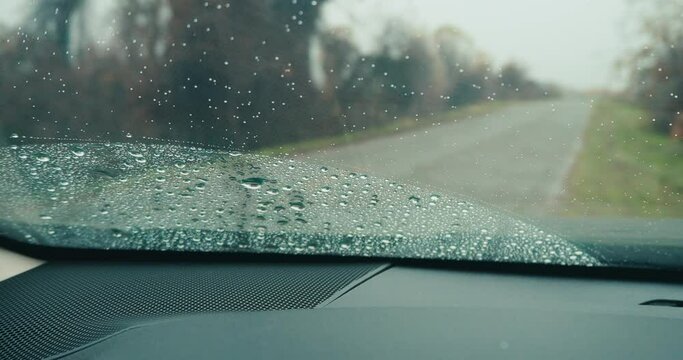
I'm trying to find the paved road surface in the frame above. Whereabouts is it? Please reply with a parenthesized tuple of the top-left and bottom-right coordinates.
(299, 97, 593, 216)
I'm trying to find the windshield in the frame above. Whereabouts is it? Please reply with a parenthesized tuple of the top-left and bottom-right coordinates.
(0, 0, 681, 269)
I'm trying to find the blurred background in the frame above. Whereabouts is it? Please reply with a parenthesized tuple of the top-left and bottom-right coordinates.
(0, 0, 681, 219)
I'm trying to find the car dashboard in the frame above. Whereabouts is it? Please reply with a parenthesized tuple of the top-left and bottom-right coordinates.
(2, 251, 683, 359)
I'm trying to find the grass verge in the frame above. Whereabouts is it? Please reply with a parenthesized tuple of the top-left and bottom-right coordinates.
(560, 98, 683, 217)
(257, 100, 511, 156)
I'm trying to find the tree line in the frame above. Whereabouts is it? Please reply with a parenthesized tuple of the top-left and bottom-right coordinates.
(0, 0, 552, 150)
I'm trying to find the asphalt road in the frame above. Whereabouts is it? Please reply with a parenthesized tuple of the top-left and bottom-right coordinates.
(300, 97, 593, 216)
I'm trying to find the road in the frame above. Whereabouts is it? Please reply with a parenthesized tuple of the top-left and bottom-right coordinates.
(299, 97, 593, 216)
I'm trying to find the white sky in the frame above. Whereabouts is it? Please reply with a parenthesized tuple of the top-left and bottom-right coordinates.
(1, 0, 636, 90)
(0, 0, 32, 28)
(323, 0, 636, 90)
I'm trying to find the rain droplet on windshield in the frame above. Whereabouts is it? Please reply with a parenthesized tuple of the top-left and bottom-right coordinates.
(241, 177, 266, 189)
(35, 153, 50, 163)
(289, 201, 306, 211)
(71, 147, 86, 157)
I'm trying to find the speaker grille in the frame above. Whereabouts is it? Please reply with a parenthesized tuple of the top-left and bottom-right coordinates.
(0, 262, 381, 360)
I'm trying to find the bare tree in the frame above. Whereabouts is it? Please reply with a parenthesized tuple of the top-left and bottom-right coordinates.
(626, 0, 683, 136)
(33, 0, 85, 60)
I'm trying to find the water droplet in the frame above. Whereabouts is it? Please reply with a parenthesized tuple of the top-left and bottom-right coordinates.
(240, 177, 266, 190)
(289, 201, 305, 211)
(9, 133, 19, 139)
(35, 153, 50, 163)
(71, 147, 85, 157)
(409, 196, 420, 204)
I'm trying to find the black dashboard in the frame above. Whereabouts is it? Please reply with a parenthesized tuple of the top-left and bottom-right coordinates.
(2, 260, 683, 359)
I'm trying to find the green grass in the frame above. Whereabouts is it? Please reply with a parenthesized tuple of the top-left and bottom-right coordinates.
(257, 100, 511, 156)
(560, 99, 683, 217)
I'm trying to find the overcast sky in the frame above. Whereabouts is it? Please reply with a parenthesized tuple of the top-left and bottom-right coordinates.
(0, 0, 31, 27)
(323, 0, 636, 90)
(1, 0, 636, 90)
